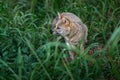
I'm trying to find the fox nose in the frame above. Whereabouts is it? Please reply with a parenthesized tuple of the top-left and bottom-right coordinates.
(51, 28, 57, 34)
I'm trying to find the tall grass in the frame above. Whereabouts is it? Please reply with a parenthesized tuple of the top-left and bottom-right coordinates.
(0, 0, 120, 80)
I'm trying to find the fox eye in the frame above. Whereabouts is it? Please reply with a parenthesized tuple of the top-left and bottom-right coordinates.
(63, 19, 68, 25)
(62, 18, 70, 26)
(63, 19, 67, 24)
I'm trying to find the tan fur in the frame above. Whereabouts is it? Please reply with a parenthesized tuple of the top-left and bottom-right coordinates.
(52, 12, 88, 60)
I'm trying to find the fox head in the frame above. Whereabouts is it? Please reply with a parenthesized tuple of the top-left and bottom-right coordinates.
(52, 12, 72, 36)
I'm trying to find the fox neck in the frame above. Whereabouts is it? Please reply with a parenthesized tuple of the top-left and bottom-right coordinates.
(68, 23, 78, 39)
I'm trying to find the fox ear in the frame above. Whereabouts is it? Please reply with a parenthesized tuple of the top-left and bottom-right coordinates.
(58, 12, 62, 19)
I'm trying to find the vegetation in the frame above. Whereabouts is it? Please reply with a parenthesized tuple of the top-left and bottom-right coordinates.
(0, 0, 120, 80)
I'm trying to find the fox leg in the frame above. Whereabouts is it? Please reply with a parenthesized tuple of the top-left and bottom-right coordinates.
(69, 51, 76, 60)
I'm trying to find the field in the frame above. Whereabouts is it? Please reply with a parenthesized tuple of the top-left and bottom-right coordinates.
(0, 0, 120, 80)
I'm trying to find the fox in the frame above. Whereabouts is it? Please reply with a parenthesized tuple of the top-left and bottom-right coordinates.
(52, 12, 88, 60)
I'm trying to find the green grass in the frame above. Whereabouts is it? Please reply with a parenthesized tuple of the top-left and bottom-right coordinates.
(0, 0, 120, 80)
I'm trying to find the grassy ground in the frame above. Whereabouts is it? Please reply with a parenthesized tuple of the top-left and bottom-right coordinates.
(0, 0, 120, 80)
